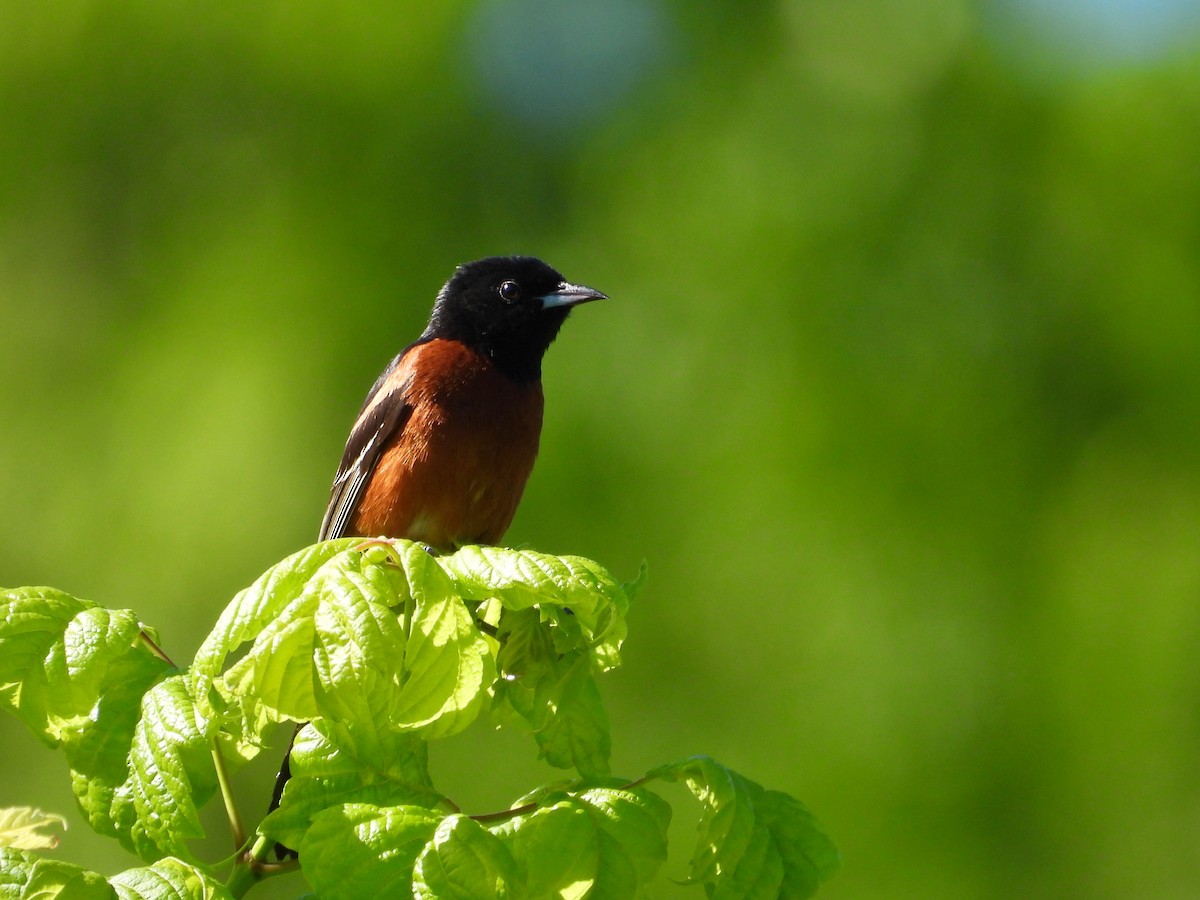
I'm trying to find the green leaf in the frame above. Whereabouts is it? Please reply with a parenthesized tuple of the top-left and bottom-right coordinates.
(494, 786, 670, 898)
(528, 653, 609, 776)
(756, 788, 841, 897)
(208, 542, 493, 759)
(109, 857, 234, 900)
(188, 539, 363, 757)
(675, 757, 756, 885)
(385, 543, 494, 739)
(118, 676, 217, 861)
(412, 814, 520, 899)
(190, 540, 360, 703)
(573, 787, 671, 886)
(0, 847, 112, 899)
(299, 804, 442, 900)
(708, 816, 783, 900)
(650, 757, 839, 898)
(63, 641, 176, 842)
(0, 587, 94, 731)
(44, 607, 151, 736)
(504, 800, 599, 899)
(494, 635, 611, 776)
(439, 546, 630, 668)
(496, 786, 672, 899)
(216, 545, 379, 726)
(0, 587, 180, 847)
(586, 828, 639, 899)
(0, 808, 67, 850)
(0, 588, 171, 750)
(442, 547, 637, 776)
(306, 549, 418, 758)
(262, 723, 442, 852)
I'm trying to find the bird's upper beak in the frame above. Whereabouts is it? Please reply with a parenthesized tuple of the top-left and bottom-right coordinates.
(538, 281, 609, 310)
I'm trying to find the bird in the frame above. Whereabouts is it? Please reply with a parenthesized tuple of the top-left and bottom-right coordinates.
(267, 255, 607, 846)
(316, 255, 607, 550)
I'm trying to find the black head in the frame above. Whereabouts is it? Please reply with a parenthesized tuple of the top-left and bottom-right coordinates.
(422, 256, 607, 383)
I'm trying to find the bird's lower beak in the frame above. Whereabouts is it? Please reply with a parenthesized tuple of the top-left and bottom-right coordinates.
(539, 282, 609, 309)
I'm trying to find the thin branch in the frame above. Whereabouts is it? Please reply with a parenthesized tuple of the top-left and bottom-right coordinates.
(212, 738, 246, 850)
(469, 775, 655, 825)
(474, 618, 499, 639)
(227, 835, 298, 897)
(469, 799, 541, 825)
(137, 629, 177, 667)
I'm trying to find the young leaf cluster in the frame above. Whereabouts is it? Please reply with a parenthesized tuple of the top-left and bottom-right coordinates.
(1, 540, 838, 898)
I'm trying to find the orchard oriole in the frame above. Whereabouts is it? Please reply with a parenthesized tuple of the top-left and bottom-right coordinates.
(267, 255, 607, 844)
(318, 255, 607, 549)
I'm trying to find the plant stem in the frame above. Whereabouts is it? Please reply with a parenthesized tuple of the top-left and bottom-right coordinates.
(226, 836, 270, 898)
(212, 738, 246, 850)
(225, 861, 257, 899)
(469, 775, 657, 825)
(227, 834, 298, 897)
(137, 629, 177, 667)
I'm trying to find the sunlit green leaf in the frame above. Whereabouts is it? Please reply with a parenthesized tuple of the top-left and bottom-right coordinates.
(504, 800, 598, 898)
(300, 804, 442, 900)
(675, 756, 756, 884)
(0, 807, 67, 850)
(708, 816, 782, 900)
(492, 605, 612, 775)
(120, 676, 217, 861)
(651, 756, 839, 897)
(190, 540, 360, 703)
(574, 787, 671, 885)
(412, 814, 520, 899)
(109, 857, 234, 900)
(0, 588, 170, 750)
(756, 788, 841, 896)
(306, 548, 414, 758)
(386, 544, 494, 739)
(439, 546, 630, 667)
(208, 542, 495, 759)
(262, 723, 441, 851)
(216, 547, 367, 726)
(0, 588, 176, 846)
(0, 847, 111, 899)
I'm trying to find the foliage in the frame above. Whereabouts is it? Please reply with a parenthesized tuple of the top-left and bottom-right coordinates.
(0, 541, 837, 898)
(4, 3, 1200, 897)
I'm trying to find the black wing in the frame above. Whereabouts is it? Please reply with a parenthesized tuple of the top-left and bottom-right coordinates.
(318, 349, 416, 541)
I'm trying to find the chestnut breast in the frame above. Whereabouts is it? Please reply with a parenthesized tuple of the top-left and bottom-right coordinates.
(352, 338, 544, 550)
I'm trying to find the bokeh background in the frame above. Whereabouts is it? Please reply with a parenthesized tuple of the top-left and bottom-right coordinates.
(3, 1, 1200, 897)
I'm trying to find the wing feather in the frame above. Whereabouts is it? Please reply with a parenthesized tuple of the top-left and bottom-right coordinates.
(318, 349, 417, 541)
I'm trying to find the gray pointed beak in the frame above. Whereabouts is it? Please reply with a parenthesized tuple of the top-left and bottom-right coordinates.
(538, 281, 609, 310)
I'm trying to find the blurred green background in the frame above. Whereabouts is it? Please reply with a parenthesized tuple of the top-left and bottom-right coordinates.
(3, 1, 1200, 897)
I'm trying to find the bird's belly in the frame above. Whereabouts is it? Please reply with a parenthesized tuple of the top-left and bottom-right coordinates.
(354, 373, 544, 550)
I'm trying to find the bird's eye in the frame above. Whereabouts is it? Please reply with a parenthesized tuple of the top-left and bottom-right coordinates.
(498, 280, 522, 302)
